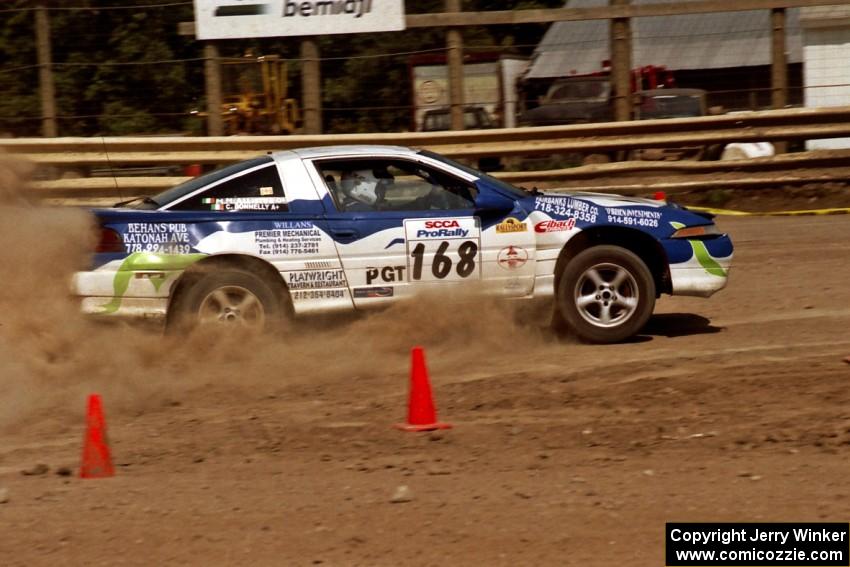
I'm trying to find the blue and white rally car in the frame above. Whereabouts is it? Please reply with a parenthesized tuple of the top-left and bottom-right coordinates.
(74, 145, 732, 343)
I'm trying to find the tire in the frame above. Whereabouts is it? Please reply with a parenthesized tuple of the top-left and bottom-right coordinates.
(168, 269, 285, 334)
(556, 245, 656, 344)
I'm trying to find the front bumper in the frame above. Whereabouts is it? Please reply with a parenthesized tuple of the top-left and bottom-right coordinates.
(664, 235, 733, 298)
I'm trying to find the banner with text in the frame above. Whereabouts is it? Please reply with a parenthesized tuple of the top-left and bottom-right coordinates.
(193, 0, 405, 39)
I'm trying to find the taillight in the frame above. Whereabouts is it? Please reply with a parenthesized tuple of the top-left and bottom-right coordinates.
(96, 227, 125, 253)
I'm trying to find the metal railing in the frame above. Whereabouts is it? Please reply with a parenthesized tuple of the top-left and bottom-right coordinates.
(4, 105, 850, 204)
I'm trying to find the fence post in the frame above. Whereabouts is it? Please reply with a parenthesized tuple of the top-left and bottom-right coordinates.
(771, 7, 788, 153)
(610, 0, 632, 123)
(301, 38, 322, 135)
(204, 42, 223, 136)
(35, 3, 57, 137)
(446, 0, 465, 131)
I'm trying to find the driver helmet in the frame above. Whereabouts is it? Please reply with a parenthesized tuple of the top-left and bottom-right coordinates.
(341, 169, 381, 205)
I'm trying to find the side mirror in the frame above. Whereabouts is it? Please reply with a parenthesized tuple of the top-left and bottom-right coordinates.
(474, 186, 516, 212)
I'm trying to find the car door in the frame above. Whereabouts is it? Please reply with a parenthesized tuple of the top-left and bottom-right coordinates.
(308, 155, 493, 308)
(163, 156, 353, 315)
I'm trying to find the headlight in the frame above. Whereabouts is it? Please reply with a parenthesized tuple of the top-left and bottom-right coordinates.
(671, 224, 721, 239)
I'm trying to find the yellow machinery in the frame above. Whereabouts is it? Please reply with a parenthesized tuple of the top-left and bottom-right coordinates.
(219, 54, 301, 135)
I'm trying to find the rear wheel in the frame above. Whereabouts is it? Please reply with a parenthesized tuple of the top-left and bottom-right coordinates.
(557, 245, 655, 343)
(168, 269, 285, 334)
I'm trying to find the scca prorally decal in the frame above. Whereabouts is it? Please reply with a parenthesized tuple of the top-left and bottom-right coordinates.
(413, 219, 467, 238)
(533, 196, 598, 223)
(606, 207, 662, 228)
(287, 269, 347, 290)
(366, 266, 405, 285)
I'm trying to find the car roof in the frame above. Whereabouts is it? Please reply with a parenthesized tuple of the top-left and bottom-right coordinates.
(277, 145, 416, 161)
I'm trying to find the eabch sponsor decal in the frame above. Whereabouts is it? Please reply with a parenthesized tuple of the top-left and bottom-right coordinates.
(534, 218, 576, 233)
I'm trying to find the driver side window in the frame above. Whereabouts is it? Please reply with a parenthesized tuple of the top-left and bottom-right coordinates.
(315, 158, 476, 212)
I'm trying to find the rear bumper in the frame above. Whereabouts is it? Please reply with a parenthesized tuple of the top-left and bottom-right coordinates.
(80, 296, 168, 320)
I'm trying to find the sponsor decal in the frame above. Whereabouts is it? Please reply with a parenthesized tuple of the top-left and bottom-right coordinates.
(366, 265, 405, 285)
(418, 219, 467, 239)
(495, 217, 528, 234)
(534, 218, 576, 233)
(606, 207, 662, 228)
(287, 269, 347, 290)
(202, 197, 287, 212)
(497, 246, 528, 270)
(353, 286, 394, 299)
(254, 222, 321, 255)
(291, 289, 346, 301)
(404, 217, 480, 241)
(534, 196, 598, 223)
(123, 223, 192, 254)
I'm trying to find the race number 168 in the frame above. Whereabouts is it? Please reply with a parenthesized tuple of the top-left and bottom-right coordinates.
(409, 240, 479, 281)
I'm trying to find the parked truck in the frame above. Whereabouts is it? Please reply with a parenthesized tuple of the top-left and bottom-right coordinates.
(410, 54, 528, 132)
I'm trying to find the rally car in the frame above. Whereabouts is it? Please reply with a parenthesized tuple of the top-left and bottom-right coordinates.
(74, 145, 733, 343)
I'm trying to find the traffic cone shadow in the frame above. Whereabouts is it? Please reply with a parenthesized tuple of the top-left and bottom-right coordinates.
(80, 394, 115, 479)
(395, 346, 453, 432)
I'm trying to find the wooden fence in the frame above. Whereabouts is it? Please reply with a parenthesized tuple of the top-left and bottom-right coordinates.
(3, 105, 850, 204)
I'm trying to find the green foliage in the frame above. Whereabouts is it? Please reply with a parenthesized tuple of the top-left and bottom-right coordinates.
(0, 0, 559, 136)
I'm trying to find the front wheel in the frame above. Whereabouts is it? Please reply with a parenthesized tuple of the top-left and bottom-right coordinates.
(168, 269, 286, 334)
(556, 246, 656, 343)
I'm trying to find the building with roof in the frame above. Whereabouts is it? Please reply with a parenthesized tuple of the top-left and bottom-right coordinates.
(801, 5, 850, 149)
(523, 0, 804, 112)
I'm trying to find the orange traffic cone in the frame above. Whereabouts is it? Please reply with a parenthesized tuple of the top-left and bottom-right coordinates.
(394, 347, 452, 432)
(80, 394, 115, 479)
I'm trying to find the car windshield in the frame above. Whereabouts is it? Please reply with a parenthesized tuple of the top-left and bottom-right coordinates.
(423, 109, 492, 131)
(639, 95, 703, 119)
(418, 150, 527, 199)
(548, 80, 609, 101)
(122, 156, 275, 209)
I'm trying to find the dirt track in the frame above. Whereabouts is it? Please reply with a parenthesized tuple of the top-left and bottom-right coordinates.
(2, 213, 850, 566)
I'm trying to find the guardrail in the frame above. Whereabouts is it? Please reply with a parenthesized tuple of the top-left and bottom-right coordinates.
(3, 105, 850, 204)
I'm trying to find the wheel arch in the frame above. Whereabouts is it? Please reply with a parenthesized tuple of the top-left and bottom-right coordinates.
(167, 254, 293, 323)
(554, 226, 671, 296)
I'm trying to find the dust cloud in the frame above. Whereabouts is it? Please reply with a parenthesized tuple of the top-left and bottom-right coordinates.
(0, 156, 560, 432)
